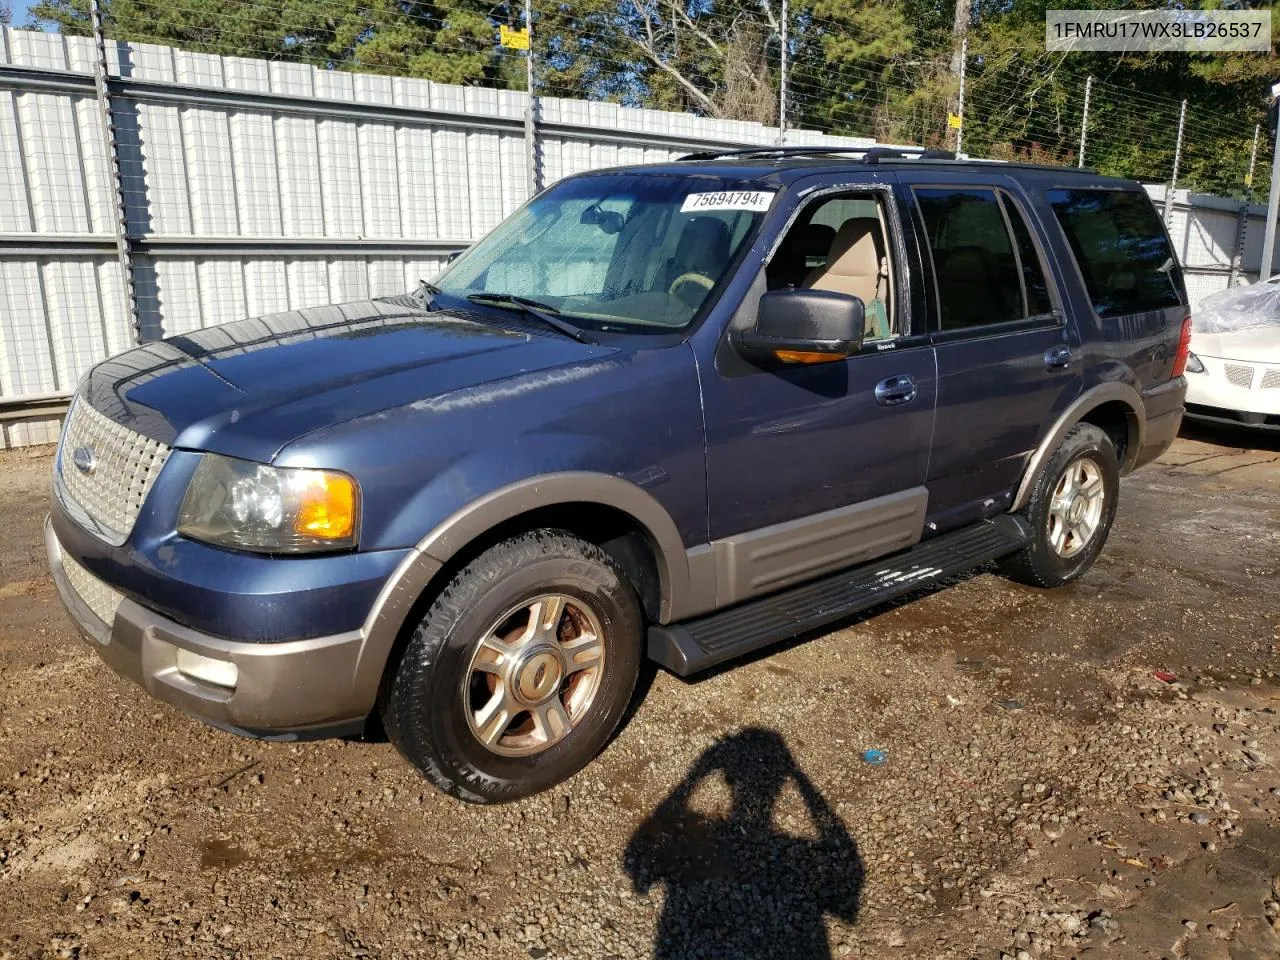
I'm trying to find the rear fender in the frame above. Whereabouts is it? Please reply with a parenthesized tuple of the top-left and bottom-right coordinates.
(1010, 381, 1144, 512)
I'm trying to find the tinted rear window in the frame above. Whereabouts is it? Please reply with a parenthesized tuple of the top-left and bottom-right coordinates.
(1046, 189, 1184, 318)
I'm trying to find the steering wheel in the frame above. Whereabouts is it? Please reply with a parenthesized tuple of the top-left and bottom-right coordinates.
(667, 272, 715, 301)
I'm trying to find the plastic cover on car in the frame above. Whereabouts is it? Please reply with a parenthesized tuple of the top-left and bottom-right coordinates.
(1194, 280, 1280, 334)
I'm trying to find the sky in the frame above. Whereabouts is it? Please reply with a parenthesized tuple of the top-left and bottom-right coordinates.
(9, 1, 38, 28)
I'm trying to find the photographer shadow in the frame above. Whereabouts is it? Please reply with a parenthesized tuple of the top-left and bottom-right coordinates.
(624, 728, 864, 959)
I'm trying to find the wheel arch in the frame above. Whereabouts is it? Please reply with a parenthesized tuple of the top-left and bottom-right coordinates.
(349, 473, 693, 714)
(1011, 382, 1144, 513)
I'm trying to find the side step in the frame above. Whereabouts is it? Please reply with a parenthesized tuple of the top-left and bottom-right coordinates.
(648, 515, 1031, 676)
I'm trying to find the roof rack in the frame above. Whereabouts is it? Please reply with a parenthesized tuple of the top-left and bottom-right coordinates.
(677, 145, 958, 163)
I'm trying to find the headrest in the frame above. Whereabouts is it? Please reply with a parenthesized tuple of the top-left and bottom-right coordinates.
(823, 219, 882, 279)
(678, 217, 730, 257)
(797, 223, 836, 258)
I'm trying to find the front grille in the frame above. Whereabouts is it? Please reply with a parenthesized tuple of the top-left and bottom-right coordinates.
(1224, 363, 1255, 389)
(57, 400, 171, 544)
(60, 551, 124, 627)
(1261, 368, 1280, 390)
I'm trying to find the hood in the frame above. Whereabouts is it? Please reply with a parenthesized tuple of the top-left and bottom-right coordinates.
(1190, 325, 1280, 366)
(79, 298, 616, 462)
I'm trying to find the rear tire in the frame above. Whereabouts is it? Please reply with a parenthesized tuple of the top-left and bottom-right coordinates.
(999, 423, 1119, 588)
(382, 530, 642, 804)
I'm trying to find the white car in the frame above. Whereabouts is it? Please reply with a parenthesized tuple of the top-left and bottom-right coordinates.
(1185, 277, 1280, 429)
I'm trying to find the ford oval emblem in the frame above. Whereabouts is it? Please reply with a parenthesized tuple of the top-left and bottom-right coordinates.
(71, 444, 96, 476)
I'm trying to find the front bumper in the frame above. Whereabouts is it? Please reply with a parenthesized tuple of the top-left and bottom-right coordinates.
(1185, 356, 1280, 425)
(47, 518, 373, 739)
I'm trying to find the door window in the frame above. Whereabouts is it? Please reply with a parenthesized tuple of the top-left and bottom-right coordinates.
(1005, 201, 1054, 317)
(1045, 188, 1184, 318)
(913, 187, 1052, 331)
(765, 192, 895, 342)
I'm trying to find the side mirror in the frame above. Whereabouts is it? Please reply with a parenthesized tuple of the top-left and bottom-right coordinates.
(738, 289, 865, 363)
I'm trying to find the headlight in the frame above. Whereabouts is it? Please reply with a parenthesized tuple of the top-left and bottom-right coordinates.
(178, 454, 359, 553)
(1186, 352, 1205, 374)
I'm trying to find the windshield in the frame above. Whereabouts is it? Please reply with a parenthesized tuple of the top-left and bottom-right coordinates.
(433, 173, 773, 330)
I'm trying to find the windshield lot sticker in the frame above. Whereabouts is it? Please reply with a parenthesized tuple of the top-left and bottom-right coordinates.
(680, 191, 776, 213)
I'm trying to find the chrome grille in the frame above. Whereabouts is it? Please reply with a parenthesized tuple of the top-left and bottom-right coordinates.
(57, 400, 171, 544)
(1224, 364, 1255, 389)
(1261, 368, 1280, 390)
(60, 551, 124, 627)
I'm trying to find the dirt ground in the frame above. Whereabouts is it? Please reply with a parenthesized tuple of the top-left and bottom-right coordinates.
(1, 422, 1279, 960)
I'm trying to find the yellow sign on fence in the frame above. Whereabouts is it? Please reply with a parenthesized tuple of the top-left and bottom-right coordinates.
(947, 113, 962, 130)
(500, 25, 530, 50)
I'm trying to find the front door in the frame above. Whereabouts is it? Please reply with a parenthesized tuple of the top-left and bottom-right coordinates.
(697, 180, 938, 606)
(894, 172, 1082, 531)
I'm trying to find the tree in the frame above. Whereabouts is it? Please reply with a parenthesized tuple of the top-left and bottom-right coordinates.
(26, 0, 529, 86)
(959, 0, 1274, 195)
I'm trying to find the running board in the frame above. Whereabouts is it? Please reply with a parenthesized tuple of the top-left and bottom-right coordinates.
(648, 515, 1031, 676)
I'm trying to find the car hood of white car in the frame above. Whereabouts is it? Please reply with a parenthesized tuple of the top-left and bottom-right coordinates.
(1191, 325, 1280, 364)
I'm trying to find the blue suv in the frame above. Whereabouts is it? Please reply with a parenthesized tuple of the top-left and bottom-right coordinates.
(47, 147, 1189, 802)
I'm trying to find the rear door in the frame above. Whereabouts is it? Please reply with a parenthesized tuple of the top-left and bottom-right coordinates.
(895, 171, 1082, 532)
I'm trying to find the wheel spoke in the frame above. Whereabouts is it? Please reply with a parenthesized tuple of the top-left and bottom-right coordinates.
(1079, 472, 1104, 500)
(530, 594, 567, 642)
(532, 697, 572, 743)
(473, 688, 514, 746)
(560, 630, 603, 670)
(1048, 517, 1067, 552)
(473, 635, 515, 674)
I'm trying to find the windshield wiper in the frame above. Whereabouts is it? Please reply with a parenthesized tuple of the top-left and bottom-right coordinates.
(466, 292, 593, 344)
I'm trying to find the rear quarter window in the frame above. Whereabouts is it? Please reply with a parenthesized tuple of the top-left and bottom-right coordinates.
(1046, 189, 1185, 318)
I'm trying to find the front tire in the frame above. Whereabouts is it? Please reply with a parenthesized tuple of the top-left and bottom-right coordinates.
(382, 530, 643, 804)
(999, 423, 1119, 588)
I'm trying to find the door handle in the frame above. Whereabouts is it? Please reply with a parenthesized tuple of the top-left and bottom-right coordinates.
(1044, 345, 1073, 370)
(875, 374, 917, 406)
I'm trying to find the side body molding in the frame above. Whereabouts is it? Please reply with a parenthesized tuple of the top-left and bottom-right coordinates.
(348, 472, 694, 712)
(1010, 381, 1145, 513)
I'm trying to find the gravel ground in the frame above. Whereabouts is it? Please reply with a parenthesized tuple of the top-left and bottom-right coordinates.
(1, 422, 1279, 960)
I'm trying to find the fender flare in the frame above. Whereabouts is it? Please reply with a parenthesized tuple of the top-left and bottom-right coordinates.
(349, 473, 691, 708)
(1010, 382, 1145, 513)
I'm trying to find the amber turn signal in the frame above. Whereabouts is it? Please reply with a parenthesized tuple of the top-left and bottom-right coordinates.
(293, 471, 358, 540)
(773, 349, 843, 365)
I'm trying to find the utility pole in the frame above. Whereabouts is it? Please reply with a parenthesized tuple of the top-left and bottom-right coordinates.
(1163, 98, 1187, 224)
(950, 0, 972, 81)
(951, 0, 970, 155)
(954, 36, 967, 156)
(1261, 84, 1280, 280)
(89, 0, 141, 343)
(1078, 75, 1092, 168)
(523, 0, 542, 196)
(777, 0, 788, 146)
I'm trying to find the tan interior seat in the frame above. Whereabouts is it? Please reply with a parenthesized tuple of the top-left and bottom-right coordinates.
(802, 218, 887, 306)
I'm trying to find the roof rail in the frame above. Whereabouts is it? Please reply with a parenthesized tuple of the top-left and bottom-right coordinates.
(673, 145, 1096, 175)
(676, 145, 957, 163)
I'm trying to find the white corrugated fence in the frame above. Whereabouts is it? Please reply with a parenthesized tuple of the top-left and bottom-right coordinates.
(0, 27, 1273, 448)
